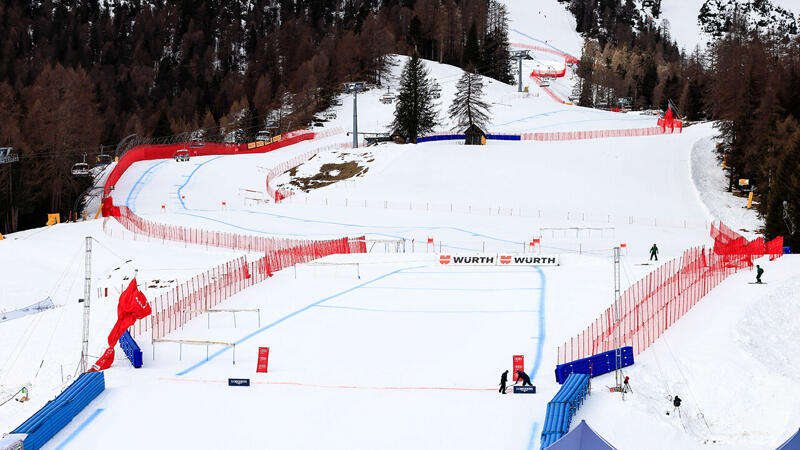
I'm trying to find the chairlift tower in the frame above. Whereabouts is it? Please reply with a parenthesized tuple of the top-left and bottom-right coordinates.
(80, 236, 92, 373)
(511, 50, 531, 93)
(344, 82, 365, 149)
(613, 246, 623, 391)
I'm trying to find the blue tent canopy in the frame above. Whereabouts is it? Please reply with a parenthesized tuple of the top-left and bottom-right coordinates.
(545, 420, 616, 450)
(777, 428, 800, 450)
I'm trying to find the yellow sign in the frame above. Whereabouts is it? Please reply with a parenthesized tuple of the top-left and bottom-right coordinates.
(0, 233, 4, 240)
(481, 135, 487, 145)
(46, 213, 60, 226)
(739, 179, 750, 186)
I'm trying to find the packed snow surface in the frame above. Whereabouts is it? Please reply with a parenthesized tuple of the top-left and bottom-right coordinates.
(1, 16, 796, 450)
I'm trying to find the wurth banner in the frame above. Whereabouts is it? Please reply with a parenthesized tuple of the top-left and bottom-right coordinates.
(439, 254, 559, 266)
(90, 278, 151, 372)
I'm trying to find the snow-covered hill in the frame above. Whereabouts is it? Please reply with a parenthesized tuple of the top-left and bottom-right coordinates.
(2, 6, 798, 449)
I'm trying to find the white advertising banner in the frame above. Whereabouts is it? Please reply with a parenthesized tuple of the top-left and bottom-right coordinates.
(438, 254, 559, 266)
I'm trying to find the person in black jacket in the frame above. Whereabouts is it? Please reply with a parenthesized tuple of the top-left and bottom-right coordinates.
(672, 395, 682, 417)
(516, 370, 533, 387)
(499, 370, 508, 394)
(650, 244, 659, 261)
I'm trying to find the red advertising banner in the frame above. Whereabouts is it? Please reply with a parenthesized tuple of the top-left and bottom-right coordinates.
(257, 347, 270, 373)
(513, 355, 524, 382)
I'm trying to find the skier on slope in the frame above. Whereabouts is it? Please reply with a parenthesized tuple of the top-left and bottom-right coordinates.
(515, 370, 533, 387)
(499, 370, 509, 394)
(756, 265, 764, 284)
(650, 244, 659, 261)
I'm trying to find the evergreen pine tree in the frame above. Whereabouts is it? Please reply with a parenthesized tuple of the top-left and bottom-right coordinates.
(484, 1, 513, 84)
(449, 68, 491, 131)
(392, 54, 438, 143)
(463, 22, 482, 69)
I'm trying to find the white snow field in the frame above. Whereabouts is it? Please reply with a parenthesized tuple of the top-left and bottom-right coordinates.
(2, 16, 799, 450)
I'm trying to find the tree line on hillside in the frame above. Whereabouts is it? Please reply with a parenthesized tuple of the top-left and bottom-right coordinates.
(0, 0, 511, 234)
(564, 0, 800, 247)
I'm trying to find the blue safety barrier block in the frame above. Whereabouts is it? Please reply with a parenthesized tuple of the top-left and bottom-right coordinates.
(554, 347, 634, 384)
(784, 246, 791, 254)
(12, 372, 105, 450)
(417, 134, 465, 143)
(539, 373, 591, 449)
(485, 134, 522, 141)
(119, 330, 143, 368)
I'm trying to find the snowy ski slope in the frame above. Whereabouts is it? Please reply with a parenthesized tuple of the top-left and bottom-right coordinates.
(2, 4, 799, 449)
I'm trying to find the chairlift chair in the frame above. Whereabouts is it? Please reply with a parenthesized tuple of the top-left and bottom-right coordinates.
(173, 148, 190, 162)
(96, 153, 112, 165)
(324, 112, 337, 119)
(71, 162, 91, 176)
(255, 130, 271, 141)
(539, 78, 551, 87)
(71, 153, 91, 176)
(0, 147, 19, 164)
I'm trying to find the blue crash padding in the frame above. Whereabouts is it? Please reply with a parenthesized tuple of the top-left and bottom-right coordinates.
(119, 330, 143, 368)
(539, 373, 590, 449)
(12, 371, 105, 450)
(554, 346, 634, 384)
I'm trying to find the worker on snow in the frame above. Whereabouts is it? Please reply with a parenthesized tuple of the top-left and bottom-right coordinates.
(650, 244, 659, 261)
(515, 370, 533, 387)
(756, 265, 764, 284)
(672, 395, 682, 417)
(499, 370, 509, 394)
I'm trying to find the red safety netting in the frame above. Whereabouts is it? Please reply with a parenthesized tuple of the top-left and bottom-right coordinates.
(102, 130, 316, 206)
(531, 66, 567, 78)
(129, 235, 366, 341)
(657, 107, 683, 133)
(510, 42, 580, 64)
(522, 127, 667, 142)
(556, 222, 783, 365)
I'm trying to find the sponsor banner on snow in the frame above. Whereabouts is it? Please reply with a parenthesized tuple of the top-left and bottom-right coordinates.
(439, 254, 559, 266)
(228, 378, 251, 387)
(513, 386, 537, 394)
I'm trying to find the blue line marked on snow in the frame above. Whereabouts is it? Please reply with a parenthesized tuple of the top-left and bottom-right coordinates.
(54, 408, 105, 449)
(125, 160, 167, 210)
(530, 265, 547, 380)
(315, 305, 540, 314)
(526, 421, 540, 450)
(176, 265, 426, 376)
(177, 156, 225, 209)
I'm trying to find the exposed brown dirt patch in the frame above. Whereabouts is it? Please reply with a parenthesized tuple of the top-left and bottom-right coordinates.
(289, 161, 367, 191)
